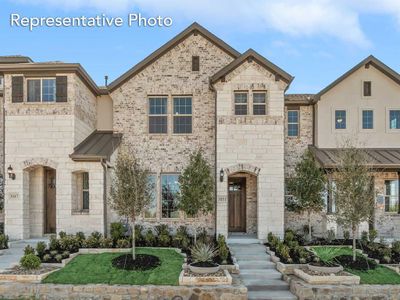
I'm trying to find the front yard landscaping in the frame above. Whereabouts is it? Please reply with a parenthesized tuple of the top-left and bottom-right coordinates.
(43, 248, 184, 285)
(312, 246, 400, 284)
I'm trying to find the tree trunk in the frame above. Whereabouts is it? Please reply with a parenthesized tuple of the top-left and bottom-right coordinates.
(308, 210, 312, 242)
(131, 220, 136, 260)
(352, 225, 357, 262)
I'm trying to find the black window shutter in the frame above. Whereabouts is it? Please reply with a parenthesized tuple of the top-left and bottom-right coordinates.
(56, 76, 68, 102)
(12, 76, 24, 103)
(192, 56, 200, 71)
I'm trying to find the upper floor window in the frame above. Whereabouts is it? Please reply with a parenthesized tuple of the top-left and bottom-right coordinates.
(362, 110, 373, 129)
(161, 174, 180, 218)
(335, 110, 346, 129)
(389, 110, 400, 130)
(253, 92, 266, 115)
(27, 78, 56, 102)
(363, 81, 372, 97)
(234, 92, 248, 115)
(0, 76, 3, 89)
(287, 110, 299, 137)
(173, 97, 192, 134)
(385, 180, 399, 213)
(149, 97, 168, 134)
(192, 56, 200, 71)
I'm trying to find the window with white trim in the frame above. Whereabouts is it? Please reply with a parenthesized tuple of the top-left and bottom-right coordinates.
(149, 97, 168, 134)
(253, 92, 266, 115)
(335, 110, 346, 129)
(385, 180, 399, 213)
(234, 92, 248, 115)
(287, 110, 299, 137)
(389, 110, 400, 130)
(173, 97, 192, 134)
(362, 110, 373, 129)
(27, 78, 56, 102)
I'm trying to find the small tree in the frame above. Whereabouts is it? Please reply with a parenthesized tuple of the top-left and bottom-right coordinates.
(287, 150, 326, 241)
(109, 149, 152, 259)
(178, 150, 214, 243)
(333, 146, 374, 261)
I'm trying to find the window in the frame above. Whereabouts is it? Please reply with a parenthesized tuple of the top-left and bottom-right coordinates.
(161, 174, 180, 218)
(363, 81, 372, 97)
(27, 78, 56, 102)
(253, 92, 266, 115)
(192, 56, 199, 71)
(234, 92, 248, 115)
(389, 110, 400, 129)
(385, 180, 399, 213)
(144, 175, 157, 218)
(326, 180, 336, 214)
(287, 110, 299, 137)
(362, 110, 373, 129)
(82, 172, 89, 210)
(149, 97, 168, 134)
(173, 97, 192, 134)
(335, 110, 346, 129)
(0, 76, 3, 89)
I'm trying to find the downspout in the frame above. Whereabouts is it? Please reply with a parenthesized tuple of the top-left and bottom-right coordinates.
(209, 79, 218, 237)
(101, 159, 108, 237)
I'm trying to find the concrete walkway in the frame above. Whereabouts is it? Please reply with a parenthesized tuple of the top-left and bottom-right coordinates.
(0, 239, 48, 272)
(228, 236, 297, 300)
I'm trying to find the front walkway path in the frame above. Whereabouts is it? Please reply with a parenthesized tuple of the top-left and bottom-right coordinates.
(0, 238, 48, 272)
(228, 236, 297, 300)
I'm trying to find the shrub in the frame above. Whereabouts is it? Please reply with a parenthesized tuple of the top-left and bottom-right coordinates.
(49, 235, 59, 251)
(75, 232, 86, 246)
(197, 227, 209, 244)
(0, 234, 9, 249)
(361, 231, 369, 244)
(369, 229, 378, 243)
(43, 254, 51, 262)
(83, 232, 103, 248)
(276, 243, 291, 263)
(174, 226, 191, 250)
(110, 222, 125, 242)
(55, 254, 63, 263)
(191, 243, 218, 263)
(267, 232, 275, 244)
(217, 235, 229, 264)
(59, 235, 80, 253)
(61, 251, 70, 259)
(24, 245, 35, 255)
(144, 229, 156, 247)
(20, 254, 41, 270)
(59, 231, 67, 239)
(50, 250, 58, 258)
(100, 237, 113, 248)
(36, 241, 47, 258)
(135, 225, 144, 245)
(392, 241, 400, 253)
(343, 230, 350, 241)
(284, 230, 295, 244)
(156, 224, 171, 247)
(116, 239, 130, 248)
(326, 229, 336, 243)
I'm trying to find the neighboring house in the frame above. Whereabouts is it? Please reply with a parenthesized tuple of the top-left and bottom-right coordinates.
(0, 23, 399, 241)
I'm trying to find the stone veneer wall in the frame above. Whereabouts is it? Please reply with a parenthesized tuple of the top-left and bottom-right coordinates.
(215, 61, 288, 239)
(3, 73, 104, 239)
(110, 33, 235, 232)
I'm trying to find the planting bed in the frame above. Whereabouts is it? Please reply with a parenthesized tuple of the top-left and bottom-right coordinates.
(111, 253, 161, 271)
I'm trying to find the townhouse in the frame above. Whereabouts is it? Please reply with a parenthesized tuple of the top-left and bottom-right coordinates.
(0, 23, 399, 241)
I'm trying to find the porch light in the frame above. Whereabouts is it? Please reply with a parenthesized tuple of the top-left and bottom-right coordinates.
(219, 169, 224, 182)
(7, 165, 15, 180)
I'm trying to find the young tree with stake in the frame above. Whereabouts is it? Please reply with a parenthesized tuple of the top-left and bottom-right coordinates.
(109, 148, 153, 260)
(287, 150, 326, 242)
(178, 149, 214, 243)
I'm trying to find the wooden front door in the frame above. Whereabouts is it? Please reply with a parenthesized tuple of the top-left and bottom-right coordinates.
(44, 169, 56, 234)
(228, 178, 246, 232)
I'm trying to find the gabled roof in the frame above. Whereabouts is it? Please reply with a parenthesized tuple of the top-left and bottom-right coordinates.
(210, 49, 294, 87)
(108, 22, 241, 92)
(314, 55, 400, 101)
(285, 94, 314, 105)
(70, 131, 122, 162)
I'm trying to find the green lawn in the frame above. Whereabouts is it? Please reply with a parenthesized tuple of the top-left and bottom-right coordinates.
(311, 246, 400, 284)
(43, 248, 184, 285)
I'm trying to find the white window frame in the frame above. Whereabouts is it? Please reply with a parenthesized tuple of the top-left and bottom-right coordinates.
(172, 96, 193, 135)
(386, 107, 400, 133)
(362, 80, 372, 98)
(0, 76, 3, 89)
(359, 108, 375, 132)
(252, 91, 267, 115)
(26, 77, 56, 103)
(332, 108, 349, 132)
(287, 109, 300, 137)
(234, 91, 248, 115)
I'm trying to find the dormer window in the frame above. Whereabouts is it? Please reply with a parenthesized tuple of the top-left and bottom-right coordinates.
(363, 81, 372, 97)
(27, 78, 56, 102)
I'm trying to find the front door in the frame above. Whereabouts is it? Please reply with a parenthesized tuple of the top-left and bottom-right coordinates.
(228, 177, 246, 232)
(44, 168, 56, 234)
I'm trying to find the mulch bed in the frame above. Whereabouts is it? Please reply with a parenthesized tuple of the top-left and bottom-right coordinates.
(1, 265, 59, 275)
(333, 255, 377, 271)
(309, 261, 341, 267)
(111, 254, 160, 271)
(190, 262, 218, 268)
(183, 269, 226, 277)
(302, 268, 349, 277)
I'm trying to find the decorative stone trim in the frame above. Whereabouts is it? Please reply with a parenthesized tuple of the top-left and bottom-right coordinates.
(276, 261, 307, 275)
(293, 268, 360, 285)
(0, 268, 59, 283)
(224, 163, 260, 176)
(179, 269, 232, 286)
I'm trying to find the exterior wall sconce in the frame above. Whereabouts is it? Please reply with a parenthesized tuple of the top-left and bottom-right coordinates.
(219, 169, 224, 182)
(7, 165, 15, 180)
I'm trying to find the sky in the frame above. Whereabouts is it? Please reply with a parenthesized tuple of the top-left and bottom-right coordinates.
(1, 0, 400, 93)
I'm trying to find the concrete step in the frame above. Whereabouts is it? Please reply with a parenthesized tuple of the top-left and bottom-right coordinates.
(239, 260, 276, 270)
(248, 290, 297, 300)
(243, 279, 290, 291)
(235, 254, 270, 261)
(230, 247, 267, 254)
(227, 238, 261, 244)
(240, 269, 283, 280)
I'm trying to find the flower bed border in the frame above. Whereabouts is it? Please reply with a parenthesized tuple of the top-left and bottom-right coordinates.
(293, 268, 360, 285)
(179, 269, 232, 286)
(0, 268, 59, 283)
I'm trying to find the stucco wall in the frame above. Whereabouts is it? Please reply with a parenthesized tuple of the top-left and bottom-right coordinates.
(215, 60, 288, 239)
(316, 65, 400, 148)
(110, 33, 235, 230)
(97, 95, 113, 131)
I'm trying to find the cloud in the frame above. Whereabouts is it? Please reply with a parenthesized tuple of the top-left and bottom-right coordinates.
(10, 0, 400, 47)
